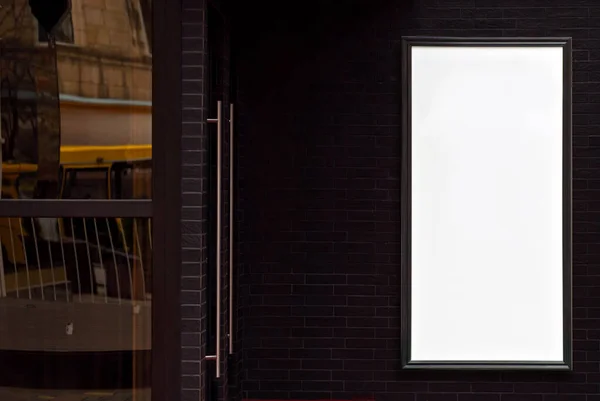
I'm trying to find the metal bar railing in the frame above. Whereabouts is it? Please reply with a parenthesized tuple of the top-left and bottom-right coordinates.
(8, 218, 19, 298)
(2, 217, 152, 303)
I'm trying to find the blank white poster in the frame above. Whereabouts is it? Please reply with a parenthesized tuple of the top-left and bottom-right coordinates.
(410, 46, 565, 362)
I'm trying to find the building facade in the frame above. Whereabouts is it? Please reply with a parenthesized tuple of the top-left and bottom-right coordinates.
(0, 0, 598, 400)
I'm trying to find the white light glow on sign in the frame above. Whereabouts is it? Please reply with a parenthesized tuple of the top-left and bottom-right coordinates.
(408, 44, 566, 364)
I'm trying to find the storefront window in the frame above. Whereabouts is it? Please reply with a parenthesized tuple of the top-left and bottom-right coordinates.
(0, 0, 152, 200)
(0, 0, 153, 400)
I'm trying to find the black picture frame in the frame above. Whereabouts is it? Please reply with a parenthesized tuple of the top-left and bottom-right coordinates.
(400, 36, 572, 371)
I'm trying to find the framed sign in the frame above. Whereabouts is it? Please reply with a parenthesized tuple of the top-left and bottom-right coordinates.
(400, 37, 572, 370)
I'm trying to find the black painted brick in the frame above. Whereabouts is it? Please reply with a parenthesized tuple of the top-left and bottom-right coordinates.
(231, 0, 600, 400)
(181, 0, 207, 401)
(181, 0, 236, 400)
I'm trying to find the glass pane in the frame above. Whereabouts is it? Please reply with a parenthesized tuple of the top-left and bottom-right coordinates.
(0, 216, 152, 400)
(0, 0, 153, 200)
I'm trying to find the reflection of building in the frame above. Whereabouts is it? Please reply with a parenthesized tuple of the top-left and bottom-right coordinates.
(0, 2, 154, 396)
(0, 0, 151, 162)
(55, 0, 152, 146)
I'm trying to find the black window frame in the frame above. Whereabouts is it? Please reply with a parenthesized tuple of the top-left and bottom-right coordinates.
(400, 36, 573, 371)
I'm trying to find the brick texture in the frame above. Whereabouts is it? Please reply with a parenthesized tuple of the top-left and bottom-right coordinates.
(181, 1, 206, 401)
(231, 0, 599, 400)
(181, 0, 234, 400)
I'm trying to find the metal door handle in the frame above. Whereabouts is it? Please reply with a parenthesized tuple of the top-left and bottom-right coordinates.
(206, 101, 222, 378)
(229, 103, 234, 355)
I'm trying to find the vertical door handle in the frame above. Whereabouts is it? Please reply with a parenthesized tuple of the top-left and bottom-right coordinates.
(229, 103, 234, 354)
(206, 101, 222, 378)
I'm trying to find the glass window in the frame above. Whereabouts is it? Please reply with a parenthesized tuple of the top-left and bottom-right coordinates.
(37, 12, 75, 44)
(0, 215, 152, 398)
(0, 1, 154, 400)
(1, 0, 153, 200)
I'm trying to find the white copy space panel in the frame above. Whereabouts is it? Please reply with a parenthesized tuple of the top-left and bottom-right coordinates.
(410, 46, 564, 362)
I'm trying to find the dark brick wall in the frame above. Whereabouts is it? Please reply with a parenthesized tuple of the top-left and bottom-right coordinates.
(181, 0, 207, 400)
(232, 0, 598, 400)
(180, 0, 235, 400)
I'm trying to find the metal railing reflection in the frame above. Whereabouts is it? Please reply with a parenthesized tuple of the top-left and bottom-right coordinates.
(0, 217, 152, 304)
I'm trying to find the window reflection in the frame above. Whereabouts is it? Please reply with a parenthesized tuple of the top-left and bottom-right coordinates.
(0, 215, 152, 397)
(38, 12, 75, 44)
(0, 0, 152, 200)
(0, 0, 153, 399)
